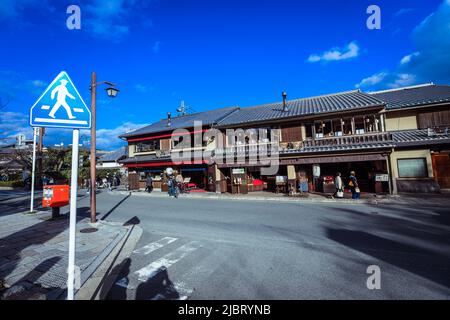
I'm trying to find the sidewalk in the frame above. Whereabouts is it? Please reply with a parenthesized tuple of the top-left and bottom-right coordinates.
(0, 209, 136, 300)
(110, 188, 450, 207)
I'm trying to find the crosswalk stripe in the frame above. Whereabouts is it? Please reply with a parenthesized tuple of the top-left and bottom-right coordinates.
(135, 241, 201, 282)
(133, 237, 178, 255)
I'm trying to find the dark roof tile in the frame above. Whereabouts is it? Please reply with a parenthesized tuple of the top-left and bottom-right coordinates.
(120, 106, 239, 138)
(217, 90, 384, 126)
(370, 84, 450, 109)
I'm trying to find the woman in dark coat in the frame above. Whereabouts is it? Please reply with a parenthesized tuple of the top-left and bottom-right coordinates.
(145, 175, 153, 193)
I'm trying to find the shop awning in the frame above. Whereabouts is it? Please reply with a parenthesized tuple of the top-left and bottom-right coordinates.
(280, 153, 387, 165)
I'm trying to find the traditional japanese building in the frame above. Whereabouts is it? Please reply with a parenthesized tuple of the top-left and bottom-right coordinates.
(119, 84, 450, 194)
(119, 107, 239, 191)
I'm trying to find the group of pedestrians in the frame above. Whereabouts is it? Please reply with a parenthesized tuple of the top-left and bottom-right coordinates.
(333, 171, 360, 200)
(144, 171, 185, 198)
(85, 172, 121, 194)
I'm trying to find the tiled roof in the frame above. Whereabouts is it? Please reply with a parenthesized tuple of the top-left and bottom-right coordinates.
(217, 90, 385, 127)
(393, 129, 450, 146)
(99, 147, 128, 162)
(370, 84, 450, 110)
(120, 107, 239, 139)
(119, 153, 203, 164)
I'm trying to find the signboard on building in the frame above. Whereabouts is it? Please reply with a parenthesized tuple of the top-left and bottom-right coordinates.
(313, 164, 321, 177)
(232, 168, 245, 174)
(375, 174, 389, 182)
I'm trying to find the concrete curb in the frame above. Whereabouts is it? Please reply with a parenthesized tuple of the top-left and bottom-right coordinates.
(45, 221, 130, 300)
(75, 223, 143, 300)
(109, 190, 380, 205)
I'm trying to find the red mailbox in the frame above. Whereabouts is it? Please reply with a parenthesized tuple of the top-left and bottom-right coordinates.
(43, 185, 69, 218)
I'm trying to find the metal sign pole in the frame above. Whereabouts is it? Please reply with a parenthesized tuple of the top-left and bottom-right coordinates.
(30, 127, 38, 212)
(67, 129, 80, 300)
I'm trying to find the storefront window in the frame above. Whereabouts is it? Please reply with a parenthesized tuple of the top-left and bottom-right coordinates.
(397, 158, 428, 178)
(135, 140, 160, 153)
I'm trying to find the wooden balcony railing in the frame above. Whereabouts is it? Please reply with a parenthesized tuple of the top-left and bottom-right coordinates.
(302, 132, 393, 148)
(214, 142, 279, 157)
(212, 132, 393, 158)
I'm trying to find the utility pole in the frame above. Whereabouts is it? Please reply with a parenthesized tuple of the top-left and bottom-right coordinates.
(89, 72, 119, 223)
(90, 72, 97, 223)
(37, 127, 44, 187)
(30, 128, 38, 212)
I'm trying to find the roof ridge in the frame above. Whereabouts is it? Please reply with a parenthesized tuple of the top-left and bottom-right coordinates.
(369, 83, 435, 95)
(166, 105, 239, 120)
(241, 89, 364, 110)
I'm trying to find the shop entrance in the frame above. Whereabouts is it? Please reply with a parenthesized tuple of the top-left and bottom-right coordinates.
(180, 167, 207, 190)
(432, 153, 450, 189)
(296, 160, 389, 194)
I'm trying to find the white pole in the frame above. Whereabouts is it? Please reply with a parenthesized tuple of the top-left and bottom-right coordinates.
(30, 127, 38, 212)
(67, 129, 79, 300)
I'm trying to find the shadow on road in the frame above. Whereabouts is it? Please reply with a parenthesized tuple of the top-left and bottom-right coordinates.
(324, 203, 450, 291)
(101, 193, 131, 221)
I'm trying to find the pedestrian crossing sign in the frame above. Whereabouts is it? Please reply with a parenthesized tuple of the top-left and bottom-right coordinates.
(29, 71, 91, 129)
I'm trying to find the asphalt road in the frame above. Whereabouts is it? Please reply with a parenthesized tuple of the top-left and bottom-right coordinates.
(2, 189, 450, 299)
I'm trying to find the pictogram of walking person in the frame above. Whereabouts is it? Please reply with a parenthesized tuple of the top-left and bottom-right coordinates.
(48, 79, 76, 119)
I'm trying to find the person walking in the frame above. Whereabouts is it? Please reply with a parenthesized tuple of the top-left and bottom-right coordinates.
(145, 174, 153, 193)
(107, 173, 113, 191)
(333, 172, 344, 198)
(175, 172, 184, 193)
(167, 176, 175, 197)
(348, 171, 360, 200)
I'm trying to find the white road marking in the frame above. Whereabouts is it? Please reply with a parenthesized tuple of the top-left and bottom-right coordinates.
(133, 237, 178, 255)
(135, 241, 201, 282)
(34, 118, 87, 125)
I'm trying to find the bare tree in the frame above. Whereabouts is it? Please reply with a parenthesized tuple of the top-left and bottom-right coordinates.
(12, 147, 33, 171)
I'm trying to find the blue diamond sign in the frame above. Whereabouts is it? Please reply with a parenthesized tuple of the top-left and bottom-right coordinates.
(29, 71, 91, 129)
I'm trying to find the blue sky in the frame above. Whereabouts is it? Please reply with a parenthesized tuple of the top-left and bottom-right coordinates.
(0, 0, 449, 150)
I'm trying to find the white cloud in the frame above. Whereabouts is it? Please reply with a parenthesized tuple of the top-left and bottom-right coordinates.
(400, 52, 420, 65)
(0, 110, 147, 150)
(398, 0, 450, 82)
(84, 0, 137, 41)
(134, 84, 148, 93)
(0, 111, 31, 145)
(0, 0, 44, 21)
(96, 122, 147, 149)
(152, 41, 161, 53)
(31, 79, 47, 88)
(395, 8, 413, 17)
(356, 0, 450, 90)
(307, 41, 360, 63)
(388, 74, 417, 88)
(356, 72, 388, 89)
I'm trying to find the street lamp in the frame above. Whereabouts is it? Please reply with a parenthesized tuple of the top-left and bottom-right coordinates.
(89, 72, 119, 223)
(105, 87, 119, 98)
